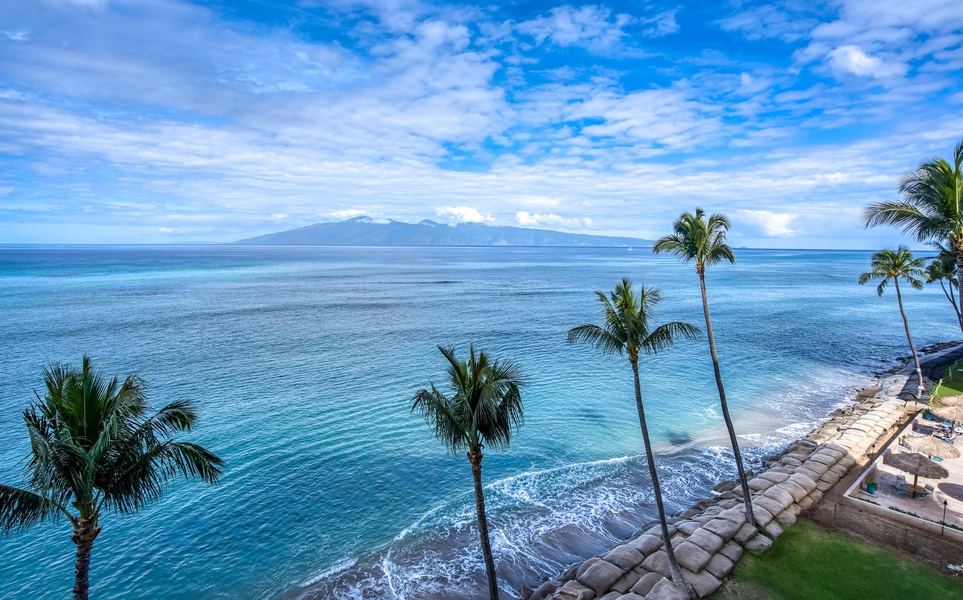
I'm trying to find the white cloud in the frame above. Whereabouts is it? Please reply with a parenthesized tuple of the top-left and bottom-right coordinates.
(516, 5, 633, 52)
(826, 45, 907, 78)
(436, 206, 493, 223)
(329, 209, 370, 220)
(515, 211, 592, 229)
(738, 210, 797, 237)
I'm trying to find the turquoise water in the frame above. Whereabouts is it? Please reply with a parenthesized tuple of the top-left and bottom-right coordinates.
(0, 246, 955, 599)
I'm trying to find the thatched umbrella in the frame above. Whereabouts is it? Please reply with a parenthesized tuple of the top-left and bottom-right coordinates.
(931, 404, 963, 425)
(904, 435, 961, 459)
(935, 394, 963, 407)
(884, 451, 949, 497)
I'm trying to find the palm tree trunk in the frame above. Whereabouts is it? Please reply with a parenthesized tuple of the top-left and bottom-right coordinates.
(698, 270, 755, 527)
(894, 278, 924, 399)
(956, 247, 963, 335)
(469, 448, 499, 600)
(630, 360, 692, 596)
(71, 518, 101, 600)
(938, 279, 963, 333)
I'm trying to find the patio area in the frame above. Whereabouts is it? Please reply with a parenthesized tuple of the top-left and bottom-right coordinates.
(851, 414, 963, 531)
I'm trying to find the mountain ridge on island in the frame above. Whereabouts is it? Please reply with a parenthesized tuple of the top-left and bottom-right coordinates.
(236, 216, 648, 247)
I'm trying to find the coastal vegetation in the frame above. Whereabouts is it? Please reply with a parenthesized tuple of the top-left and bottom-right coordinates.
(859, 247, 927, 399)
(653, 209, 756, 528)
(865, 139, 963, 334)
(709, 519, 963, 600)
(411, 345, 525, 600)
(0, 356, 223, 600)
(567, 278, 700, 596)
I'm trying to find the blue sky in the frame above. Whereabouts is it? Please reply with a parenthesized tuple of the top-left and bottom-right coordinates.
(1, 0, 961, 247)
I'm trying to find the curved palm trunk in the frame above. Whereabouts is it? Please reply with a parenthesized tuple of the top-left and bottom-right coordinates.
(71, 517, 101, 600)
(698, 270, 756, 527)
(469, 448, 499, 600)
(894, 278, 925, 399)
(938, 278, 963, 333)
(630, 360, 692, 596)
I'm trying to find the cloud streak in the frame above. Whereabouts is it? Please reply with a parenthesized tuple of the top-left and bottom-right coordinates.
(0, 0, 959, 249)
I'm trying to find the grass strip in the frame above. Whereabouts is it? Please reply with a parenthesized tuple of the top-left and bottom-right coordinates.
(710, 520, 962, 600)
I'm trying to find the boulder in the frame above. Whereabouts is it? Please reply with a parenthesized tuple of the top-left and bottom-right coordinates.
(627, 534, 664, 556)
(676, 520, 701, 536)
(779, 480, 809, 503)
(744, 533, 774, 555)
(576, 557, 600, 579)
(703, 553, 735, 580)
(680, 568, 723, 598)
(703, 517, 742, 540)
(578, 560, 624, 595)
(787, 473, 817, 493)
(530, 581, 561, 600)
(603, 545, 644, 571)
(641, 550, 671, 578)
(763, 520, 785, 540)
(557, 580, 595, 600)
(610, 569, 642, 594)
(734, 522, 760, 544)
(672, 541, 713, 573)
(774, 509, 797, 528)
(646, 578, 693, 600)
(719, 540, 744, 563)
(686, 528, 725, 554)
(631, 572, 665, 596)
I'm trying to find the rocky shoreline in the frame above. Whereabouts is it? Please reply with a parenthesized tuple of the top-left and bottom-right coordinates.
(525, 343, 963, 600)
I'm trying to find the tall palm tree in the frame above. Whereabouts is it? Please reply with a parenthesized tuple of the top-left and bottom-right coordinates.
(925, 246, 963, 332)
(411, 345, 524, 600)
(0, 356, 223, 600)
(652, 208, 755, 528)
(568, 279, 698, 595)
(859, 247, 928, 399)
(864, 140, 963, 318)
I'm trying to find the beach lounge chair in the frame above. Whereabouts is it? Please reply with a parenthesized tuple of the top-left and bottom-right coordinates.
(896, 475, 906, 487)
(925, 484, 935, 493)
(893, 484, 906, 495)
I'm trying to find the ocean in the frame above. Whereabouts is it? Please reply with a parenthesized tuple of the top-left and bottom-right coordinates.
(0, 245, 954, 599)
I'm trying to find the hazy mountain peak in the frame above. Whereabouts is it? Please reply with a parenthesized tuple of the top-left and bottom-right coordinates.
(237, 218, 647, 247)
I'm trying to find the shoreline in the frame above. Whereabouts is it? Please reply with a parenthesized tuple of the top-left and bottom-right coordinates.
(526, 341, 963, 600)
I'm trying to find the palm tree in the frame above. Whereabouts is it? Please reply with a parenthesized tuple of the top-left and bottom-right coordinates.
(925, 246, 963, 332)
(411, 345, 524, 600)
(0, 356, 223, 600)
(859, 247, 928, 399)
(864, 140, 963, 319)
(652, 208, 756, 528)
(568, 279, 698, 596)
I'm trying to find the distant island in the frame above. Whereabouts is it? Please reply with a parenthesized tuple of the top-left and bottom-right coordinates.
(236, 216, 648, 247)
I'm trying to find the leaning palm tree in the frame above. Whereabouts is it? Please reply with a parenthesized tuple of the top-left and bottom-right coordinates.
(925, 246, 963, 332)
(859, 247, 928, 399)
(0, 356, 223, 600)
(864, 140, 963, 318)
(568, 279, 698, 596)
(653, 208, 756, 528)
(411, 345, 524, 600)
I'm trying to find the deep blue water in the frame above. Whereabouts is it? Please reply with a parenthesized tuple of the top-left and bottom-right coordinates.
(0, 246, 955, 599)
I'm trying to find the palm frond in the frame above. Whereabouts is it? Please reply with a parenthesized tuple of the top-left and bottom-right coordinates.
(0, 485, 67, 532)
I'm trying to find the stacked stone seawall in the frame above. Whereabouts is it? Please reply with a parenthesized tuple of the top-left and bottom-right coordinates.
(529, 398, 908, 600)
(525, 343, 963, 600)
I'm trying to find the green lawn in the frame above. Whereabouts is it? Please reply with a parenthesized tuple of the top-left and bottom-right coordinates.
(708, 520, 963, 600)
(932, 360, 963, 401)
